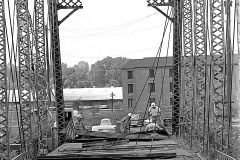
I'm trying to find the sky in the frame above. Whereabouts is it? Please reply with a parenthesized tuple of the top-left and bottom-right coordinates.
(57, 0, 172, 67)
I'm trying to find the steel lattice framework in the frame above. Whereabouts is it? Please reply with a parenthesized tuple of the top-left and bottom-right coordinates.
(34, 0, 48, 154)
(171, 0, 182, 135)
(182, 0, 194, 148)
(210, 0, 229, 152)
(193, 0, 208, 154)
(0, 0, 9, 159)
(48, 0, 83, 145)
(16, 0, 33, 152)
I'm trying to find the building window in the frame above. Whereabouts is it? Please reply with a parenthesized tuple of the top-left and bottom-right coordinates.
(169, 68, 173, 77)
(128, 71, 133, 79)
(148, 83, 155, 92)
(128, 84, 133, 93)
(149, 69, 155, 78)
(170, 98, 173, 105)
(128, 98, 133, 108)
(169, 82, 173, 92)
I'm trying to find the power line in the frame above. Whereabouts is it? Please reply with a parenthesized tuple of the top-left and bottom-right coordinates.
(61, 25, 164, 37)
(60, 12, 159, 31)
(59, 13, 161, 37)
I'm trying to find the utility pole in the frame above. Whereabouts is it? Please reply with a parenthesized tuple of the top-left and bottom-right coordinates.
(110, 92, 115, 113)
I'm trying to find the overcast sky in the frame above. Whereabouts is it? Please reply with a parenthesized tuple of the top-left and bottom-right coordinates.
(57, 0, 172, 67)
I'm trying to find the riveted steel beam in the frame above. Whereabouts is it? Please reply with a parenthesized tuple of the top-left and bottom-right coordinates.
(48, 0, 83, 146)
(16, 0, 33, 152)
(193, 0, 207, 154)
(0, 0, 9, 159)
(147, 0, 173, 7)
(182, 0, 194, 148)
(210, 0, 228, 152)
(34, 0, 49, 155)
(172, 0, 182, 135)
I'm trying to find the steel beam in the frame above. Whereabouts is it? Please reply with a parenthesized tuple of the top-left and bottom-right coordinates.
(172, 0, 182, 135)
(0, 0, 9, 159)
(16, 0, 33, 152)
(193, 0, 207, 154)
(48, 0, 83, 146)
(48, 0, 66, 145)
(182, 0, 194, 147)
(210, 0, 227, 152)
(34, 0, 48, 155)
(147, 0, 173, 6)
(58, 0, 83, 9)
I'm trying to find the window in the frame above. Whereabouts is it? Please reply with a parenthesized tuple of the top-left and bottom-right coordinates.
(169, 68, 173, 77)
(148, 83, 155, 92)
(128, 71, 133, 79)
(128, 84, 133, 93)
(128, 98, 133, 108)
(170, 98, 173, 105)
(169, 82, 173, 92)
(149, 69, 155, 78)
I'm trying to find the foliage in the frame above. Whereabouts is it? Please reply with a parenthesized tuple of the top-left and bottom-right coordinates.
(89, 56, 129, 87)
(62, 61, 91, 88)
(62, 57, 129, 88)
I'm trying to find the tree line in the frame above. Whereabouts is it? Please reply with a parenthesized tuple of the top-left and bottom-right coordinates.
(62, 56, 129, 88)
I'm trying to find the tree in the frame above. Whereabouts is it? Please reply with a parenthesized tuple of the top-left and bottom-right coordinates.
(89, 57, 128, 87)
(62, 61, 90, 88)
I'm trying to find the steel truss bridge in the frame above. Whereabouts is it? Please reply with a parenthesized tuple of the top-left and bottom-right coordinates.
(0, 0, 239, 159)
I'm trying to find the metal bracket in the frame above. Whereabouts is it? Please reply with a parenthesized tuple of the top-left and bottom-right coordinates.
(152, 6, 173, 22)
(58, 8, 79, 25)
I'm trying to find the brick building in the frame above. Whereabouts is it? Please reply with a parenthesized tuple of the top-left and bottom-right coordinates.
(121, 57, 173, 118)
(121, 56, 239, 119)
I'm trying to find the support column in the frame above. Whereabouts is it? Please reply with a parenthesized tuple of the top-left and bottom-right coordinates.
(35, 0, 48, 155)
(48, 0, 83, 146)
(16, 0, 33, 152)
(0, 0, 9, 159)
(172, 0, 182, 135)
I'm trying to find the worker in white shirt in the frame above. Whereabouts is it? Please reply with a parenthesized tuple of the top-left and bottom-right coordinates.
(148, 102, 165, 128)
(148, 102, 161, 123)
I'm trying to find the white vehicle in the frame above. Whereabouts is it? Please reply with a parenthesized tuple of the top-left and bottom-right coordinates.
(91, 118, 116, 133)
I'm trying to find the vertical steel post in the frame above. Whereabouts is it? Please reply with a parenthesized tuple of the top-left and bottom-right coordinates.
(0, 0, 9, 159)
(182, 0, 194, 147)
(210, 0, 227, 152)
(34, 0, 49, 155)
(48, 0, 66, 145)
(193, 0, 207, 154)
(16, 0, 33, 152)
(172, 0, 182, 135)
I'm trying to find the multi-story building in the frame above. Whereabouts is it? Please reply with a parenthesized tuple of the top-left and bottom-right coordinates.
(121, 57, 173, 118)
(121, 56, 239, 119)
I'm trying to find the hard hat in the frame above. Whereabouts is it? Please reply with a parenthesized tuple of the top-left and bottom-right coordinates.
(151, 102, 156, 106)
(128, 113, 132, 117)
(77, 114, 82, 119)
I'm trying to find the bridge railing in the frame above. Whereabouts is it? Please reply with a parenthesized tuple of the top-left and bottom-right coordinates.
(216, 150, 236, 160)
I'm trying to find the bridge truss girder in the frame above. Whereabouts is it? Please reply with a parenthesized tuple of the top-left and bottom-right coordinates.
(0, 0, 9, 159)
(16, 0, 33, 153)
(48, 0, 83, 146)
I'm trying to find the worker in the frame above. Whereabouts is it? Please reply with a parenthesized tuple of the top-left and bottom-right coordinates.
(120, 113, 132, 134)
(145, 122, 161, 131)
(74, 114, 86, 131)
(148, 102, 161, 123)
